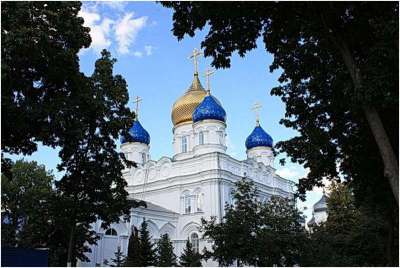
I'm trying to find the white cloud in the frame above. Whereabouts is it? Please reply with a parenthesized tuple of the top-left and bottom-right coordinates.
(144, 45, 153, 56)
(97, 1, 127, 11)
(115, 13, 147, 54)
(78, 7, 114, 53)
(133, 51, 143, 58)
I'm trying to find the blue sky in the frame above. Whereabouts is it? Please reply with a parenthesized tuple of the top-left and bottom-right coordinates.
(7, 1, 325, 222)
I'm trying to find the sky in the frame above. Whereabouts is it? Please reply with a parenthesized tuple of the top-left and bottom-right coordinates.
(7, 1, 326, 222)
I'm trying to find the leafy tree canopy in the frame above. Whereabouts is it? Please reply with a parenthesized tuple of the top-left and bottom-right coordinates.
(304, 182, 393, 266)
(201, 177, 306, 266)
(1, 2, 91, 155)
(1, 159, 54, 248)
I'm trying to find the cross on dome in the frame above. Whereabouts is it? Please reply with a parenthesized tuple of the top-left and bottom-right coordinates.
(188, 48, 202, 74)
(252, 102, 262, 126)
(204, 67, 215, 95)
(133, 96, 142, 120)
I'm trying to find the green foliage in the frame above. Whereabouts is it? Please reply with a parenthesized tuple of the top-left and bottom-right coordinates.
(1, 159, 54, 248)
(124, 227, 141, 267)
(110, 246, 126, 267)
(1, 2, 91, 155)
(156, 234, 177, 266)
(138, 220, 157, 266)
(179, 240, 202, 267)
(2, 2, 135, 265)
(304, 183, 389, 266)
(201, 177, 306, 266)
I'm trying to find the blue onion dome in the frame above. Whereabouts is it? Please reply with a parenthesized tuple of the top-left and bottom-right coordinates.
(120, 120, 150, 145)
(245, 124, 273, 149)
(313, 193, 327, 212)
(192, 94, 226, 123)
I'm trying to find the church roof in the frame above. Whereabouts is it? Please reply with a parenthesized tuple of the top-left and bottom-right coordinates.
(129, 198, 178, 215)
(245, 124, 273, 150)
(192, 94, 226, 123)
(121, 120, 150, 145)
(313, 194, 328, 212)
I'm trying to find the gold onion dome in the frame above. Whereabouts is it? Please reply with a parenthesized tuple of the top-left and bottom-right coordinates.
(171, 73, 207, 126)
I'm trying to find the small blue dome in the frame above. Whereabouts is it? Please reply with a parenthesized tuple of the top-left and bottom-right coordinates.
(245, 125, 273, 149)
(192, 95, 226, 123)
(121, 120, 150, 145)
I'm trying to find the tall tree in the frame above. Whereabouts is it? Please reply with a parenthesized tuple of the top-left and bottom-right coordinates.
(156, 233, 177, 267)
(161, 1, 398, 201)
(179, 240, 202, 267)
(54, 50, 133, 266)
(138, 220, 157, 266)
(124, 227, 141, 267)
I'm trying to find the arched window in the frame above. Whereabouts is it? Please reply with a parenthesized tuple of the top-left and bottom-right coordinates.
(141, 152, 146, 163)
(196, 193, 203, 212)
(190, 233, 199, 253)
(181, 136, 188, 153)
(184, 194, 191, 214)
(105, 228, 117, 236)
(199, 131, 204, 145)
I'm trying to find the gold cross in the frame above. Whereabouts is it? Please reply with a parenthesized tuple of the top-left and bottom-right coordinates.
(204, 67, 215, 94)
(252, 102, 262, 125)
(188, 48, 202, 74)
(133, 96, 142, 120)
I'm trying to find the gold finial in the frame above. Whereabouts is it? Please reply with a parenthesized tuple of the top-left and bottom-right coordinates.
(133, 96, 142, 120)
(188, 48, 202, 75)
(204, 67, 215, 95)
(252, 102, 262, 126)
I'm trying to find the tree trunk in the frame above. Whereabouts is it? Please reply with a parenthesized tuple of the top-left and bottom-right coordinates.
(362, 106, 399, 203)
(320, 12, 399, 204)
(67, 222, 76, 267)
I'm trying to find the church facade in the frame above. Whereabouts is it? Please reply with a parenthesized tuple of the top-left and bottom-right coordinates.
(80, 63, 294, 266)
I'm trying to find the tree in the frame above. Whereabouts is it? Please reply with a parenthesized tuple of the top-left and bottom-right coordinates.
(52, 50, 133, 266)
(124, 227, 141, 267)
(201, 177, 306, 266)
(138, 220, 157, 266)
(257, 196, 307, 266)
(303, 182, 389, 266)
(179, 240, 202, 267)
(161, 1, 398, 203)
(156, 233, 177, 266)
(201, 177, 260, 266)
(2, 2, 136, 266)
(1, 2, 90, 156)
(110, 246, 126, 267)
(1, 159, 54, 248)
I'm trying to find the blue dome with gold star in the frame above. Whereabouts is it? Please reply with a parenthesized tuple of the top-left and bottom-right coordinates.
(192, 95, 226, 123)
(245, 124, 273, 149)
(121, 120, 150, 145)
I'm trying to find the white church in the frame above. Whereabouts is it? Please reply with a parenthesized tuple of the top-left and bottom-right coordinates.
(80, 51, 295, 267)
